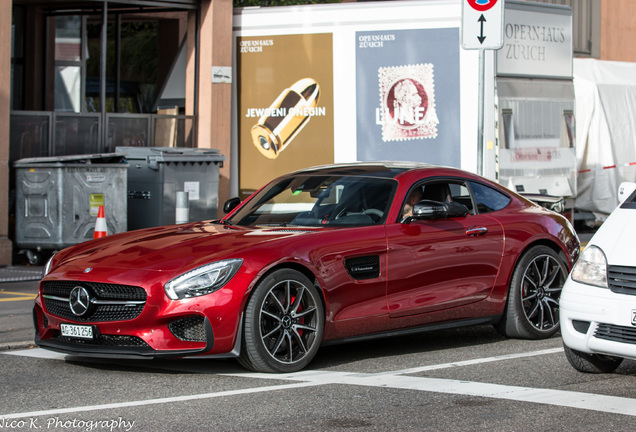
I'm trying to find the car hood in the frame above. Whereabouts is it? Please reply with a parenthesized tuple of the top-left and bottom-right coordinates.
(51, 221, 317, 273)
(590, 207, 636, 267)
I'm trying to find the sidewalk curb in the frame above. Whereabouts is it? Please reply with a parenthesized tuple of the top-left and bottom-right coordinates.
(0, 266, 43, 283)
(0, 341, 36, 351)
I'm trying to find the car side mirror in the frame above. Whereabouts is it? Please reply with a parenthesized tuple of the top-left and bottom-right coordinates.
(443, 201, 470, 218)
(618, 182, 636, 203)
(407, 200, 469, 222)
(223, 197, 241, 214)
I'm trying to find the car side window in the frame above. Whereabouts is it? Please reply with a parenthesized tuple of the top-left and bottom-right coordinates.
(401, 185, 425, 220)
(401, 180, 474, 220)
(469, 182, 511, 213)
(448, 183, 474, 214)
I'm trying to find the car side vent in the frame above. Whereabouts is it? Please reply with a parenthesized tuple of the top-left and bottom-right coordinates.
(345, 255, 380, 280)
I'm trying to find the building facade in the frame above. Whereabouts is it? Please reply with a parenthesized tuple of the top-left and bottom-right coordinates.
(2, 0, 232, 265)
(1, 0, 636, 265)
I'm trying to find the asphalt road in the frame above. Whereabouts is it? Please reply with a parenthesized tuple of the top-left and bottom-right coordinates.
(2, 275, 636, 432)
(2, 326, 636, 431)
(0, 277, 40, 348)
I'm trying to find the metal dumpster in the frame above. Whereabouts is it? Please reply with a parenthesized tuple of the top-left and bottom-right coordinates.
(14, 153, 128, 264)
(116, 147, 225, 230)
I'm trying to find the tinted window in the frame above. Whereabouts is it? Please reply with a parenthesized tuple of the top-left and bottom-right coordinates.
(470, 182, 511, 213)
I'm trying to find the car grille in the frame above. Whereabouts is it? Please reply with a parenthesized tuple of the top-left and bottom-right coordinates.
(608, 265, 636, 295)
(169, 316, 206, 342)
(42, 281, 147, 322)
(56, 333, 150, 347)
(595, 323, 636, 345)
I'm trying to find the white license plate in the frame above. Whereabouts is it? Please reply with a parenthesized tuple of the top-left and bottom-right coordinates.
(60, 323, 94, 339)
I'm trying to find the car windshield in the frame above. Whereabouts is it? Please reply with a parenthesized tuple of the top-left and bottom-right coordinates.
(227, 175, 396, 227)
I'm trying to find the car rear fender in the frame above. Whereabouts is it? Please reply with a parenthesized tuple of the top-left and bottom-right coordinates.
(494, 238, 573, 308)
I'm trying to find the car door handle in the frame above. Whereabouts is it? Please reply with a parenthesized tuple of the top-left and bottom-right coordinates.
(466, 226, 488, 237)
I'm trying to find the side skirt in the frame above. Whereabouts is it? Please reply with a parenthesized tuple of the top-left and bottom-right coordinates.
(321, 315, 502, 347)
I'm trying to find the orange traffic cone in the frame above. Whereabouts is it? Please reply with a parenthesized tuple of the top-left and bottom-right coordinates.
(93, 205, 108, 238)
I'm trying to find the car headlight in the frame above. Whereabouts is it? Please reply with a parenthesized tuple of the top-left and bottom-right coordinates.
(570, 245, 607, 288)
(43, 253, 56, 278)
(165, 259, 243, 300)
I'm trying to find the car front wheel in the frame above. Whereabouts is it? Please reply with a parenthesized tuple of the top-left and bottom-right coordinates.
(563, 345, 623, 373)
(497, 245, 568, 339)
(239, 269, 324, 373)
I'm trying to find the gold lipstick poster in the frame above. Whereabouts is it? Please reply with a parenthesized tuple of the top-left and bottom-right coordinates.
(237, 34, 334, 199)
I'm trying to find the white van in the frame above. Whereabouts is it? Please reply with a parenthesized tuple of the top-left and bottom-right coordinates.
(560, 182, 636, 372)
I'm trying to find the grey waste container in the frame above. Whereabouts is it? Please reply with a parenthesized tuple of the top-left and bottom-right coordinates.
(14, 153, 128, 264)
(116, 147, 225, 230)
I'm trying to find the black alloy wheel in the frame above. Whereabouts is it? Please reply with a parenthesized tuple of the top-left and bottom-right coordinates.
(239, 269, 324, 373)
(497, 245, 569, 339)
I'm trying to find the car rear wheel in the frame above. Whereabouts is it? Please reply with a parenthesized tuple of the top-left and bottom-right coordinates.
(563, 345, 623, 373)
(496, 245, 568, 339)
(239, 269, 324, 373)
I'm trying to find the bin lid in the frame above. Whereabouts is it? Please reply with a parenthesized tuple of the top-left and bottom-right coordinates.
(14, 153, 128, 167)
(116, 146, 226, 164)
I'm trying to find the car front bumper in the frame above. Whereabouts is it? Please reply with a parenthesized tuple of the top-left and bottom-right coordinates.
(560, 277, 636, 360)
(32, 273, 251, 360)
(33, 306, 217, 359)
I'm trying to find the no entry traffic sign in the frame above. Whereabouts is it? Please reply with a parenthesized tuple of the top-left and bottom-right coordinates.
(462, 0, 504, 50)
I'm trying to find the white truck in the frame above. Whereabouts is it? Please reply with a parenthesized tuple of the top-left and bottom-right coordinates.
(232, 0, 576, 215)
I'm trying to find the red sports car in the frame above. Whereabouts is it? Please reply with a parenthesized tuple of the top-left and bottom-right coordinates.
(34, 162, 580, 372)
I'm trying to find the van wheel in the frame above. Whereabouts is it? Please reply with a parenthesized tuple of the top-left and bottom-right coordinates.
(563, 345, 623, 373)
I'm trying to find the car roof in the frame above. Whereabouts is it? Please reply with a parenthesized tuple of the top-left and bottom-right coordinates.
(289, 161, 437, 178)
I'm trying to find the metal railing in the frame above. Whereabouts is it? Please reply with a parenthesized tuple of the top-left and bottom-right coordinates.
(10, 110, 195, 163)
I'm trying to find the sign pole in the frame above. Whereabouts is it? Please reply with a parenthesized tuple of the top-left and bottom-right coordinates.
(462, 0, 504, 176)
(477, 49, 485, 176)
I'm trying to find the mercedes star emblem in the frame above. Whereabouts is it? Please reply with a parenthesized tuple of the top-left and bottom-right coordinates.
(69, 286, 91, 316)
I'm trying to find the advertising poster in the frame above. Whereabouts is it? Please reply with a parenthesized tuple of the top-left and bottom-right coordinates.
(237, 34, 334, 198)
(356, 28, 461, 166)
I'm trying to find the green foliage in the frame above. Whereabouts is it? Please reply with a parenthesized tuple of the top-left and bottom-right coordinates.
(234, 0, 341, 7)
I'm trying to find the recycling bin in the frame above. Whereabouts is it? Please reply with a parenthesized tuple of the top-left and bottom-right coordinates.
(14, 153, 128, 264)
(116, 147, 225, 230)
